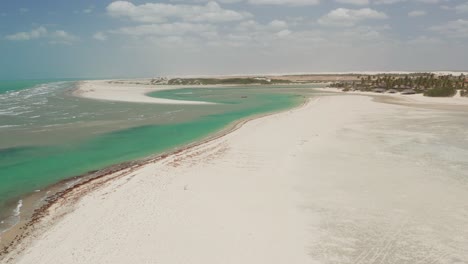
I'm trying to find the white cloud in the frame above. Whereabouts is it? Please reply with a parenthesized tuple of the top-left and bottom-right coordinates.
(268, 20, 288, 30)
(217, 0, 244, 3)
(49, 30, 79, 44)
(430, 19, 468, 38)
(408, 10, 426, 17)
(373, 0, 405, 4)
(111, 23, 216, 36)
(318, 8, 387, 26)
(416, 0, 444, 3)
(5, 26, 78, 44)
(5, 27, 47, 40)
(276, 29, 291, 37)
(235, 19, 289, 34)
(83, 8, 94, 14)
(75, 5, 95, 14)
(247, 0, 319, 5)
(93, 32, 108, 41)
(107, 1, 250, 23)
(455, 2, 468, 13)
(374, 0, 444, 4)
(163, 0, 443, 6)
(439, 2, 468, 12)
(335, 0, 369, 5)
(235, 20, 258, 30)
(407, 35, 442, 45)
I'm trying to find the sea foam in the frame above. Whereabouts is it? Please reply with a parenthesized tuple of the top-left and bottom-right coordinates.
(13, 200, 23, 217)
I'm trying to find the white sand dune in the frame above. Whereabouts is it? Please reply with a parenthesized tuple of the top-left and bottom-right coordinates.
(4, 95, 468, 264)
(75, 80, 215, 105)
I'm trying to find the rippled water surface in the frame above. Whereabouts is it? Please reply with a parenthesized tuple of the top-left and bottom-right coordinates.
(0, 80, 319, 231)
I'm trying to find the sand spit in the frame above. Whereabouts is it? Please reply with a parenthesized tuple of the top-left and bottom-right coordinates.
(74, 80, 216, 105)
(2, 95, 468, 264)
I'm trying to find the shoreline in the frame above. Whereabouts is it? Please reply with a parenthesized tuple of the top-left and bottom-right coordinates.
(73, 79, 322, 105)
(0, 95, 307, 260)
(2, 93, 468, 263)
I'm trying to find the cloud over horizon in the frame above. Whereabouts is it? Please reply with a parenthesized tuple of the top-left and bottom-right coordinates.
(5, 26, 79, 44)
(0, 0, 467, 78)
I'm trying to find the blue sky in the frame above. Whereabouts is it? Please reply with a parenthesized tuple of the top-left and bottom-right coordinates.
(0, 0, 467, 79)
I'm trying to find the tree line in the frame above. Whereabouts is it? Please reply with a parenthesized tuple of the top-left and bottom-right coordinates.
(330, 73, 467, 97)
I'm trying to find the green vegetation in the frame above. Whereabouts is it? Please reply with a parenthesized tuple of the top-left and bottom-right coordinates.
(329, 73, 467, 97)
(424, 86, 457, 97)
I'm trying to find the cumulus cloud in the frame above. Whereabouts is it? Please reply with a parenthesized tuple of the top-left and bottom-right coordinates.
(276, 29, 291, 37)
(5, 26, 78, 44)
(93, 32, 108, 41)
(415, 0, 444, 3)
(335, 0, 369, 5)
(165, 0, 444, 5)
(374, 0, 444, 4)
(373, 0, 405, 4)
(85, 5, 96, 13)
(49, 30, 79, 44)
(408, 10, 426, 17)
(318, 8, 387, 26)
(247, 0, 319, 6)
(216, 0, 244, 3)
(107, 1, 250, 23)
(430, 19, 468, 38)
(455, 2, 468, 13)
(235, 19, 290, 36)
(268, 20, 288, 30)
(111, 23, 216, 36)
(5, 26, 47, 40)
(407, 35, 442, 45)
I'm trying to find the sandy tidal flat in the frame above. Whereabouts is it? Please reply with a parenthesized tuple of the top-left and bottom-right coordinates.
(75, 80, 215, 105)
(4, 95, 468, 264)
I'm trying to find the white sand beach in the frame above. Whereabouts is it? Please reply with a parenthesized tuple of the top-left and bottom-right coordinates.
(75, 80, 215, 105)
(317, 87, 468, 106)
(3, 95, 468, 264)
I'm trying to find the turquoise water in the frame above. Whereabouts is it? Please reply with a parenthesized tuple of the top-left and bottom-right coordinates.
(0, 80, 307, 230)
(0, 80, 48, 94)
(0, 79, 78, 94)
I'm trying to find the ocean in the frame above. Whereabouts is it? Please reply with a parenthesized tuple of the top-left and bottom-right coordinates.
(0, 80, 317, 232)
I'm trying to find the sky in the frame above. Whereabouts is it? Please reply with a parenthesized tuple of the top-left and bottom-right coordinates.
(0, 0, 467, 79)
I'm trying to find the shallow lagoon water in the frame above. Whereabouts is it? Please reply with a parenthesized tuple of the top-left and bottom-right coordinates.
(0, 81, 317, 231)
